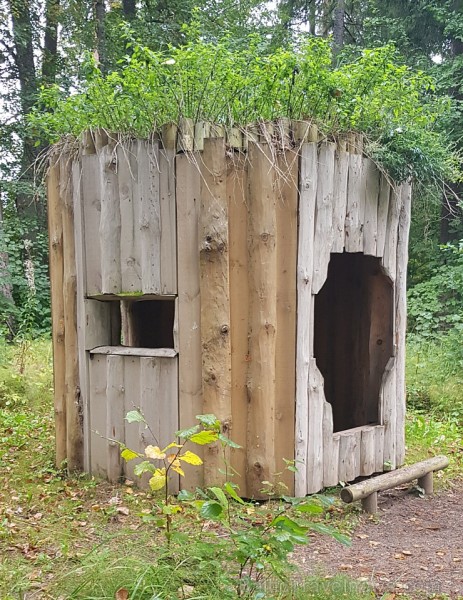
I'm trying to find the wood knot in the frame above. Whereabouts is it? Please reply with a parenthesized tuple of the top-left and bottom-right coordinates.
(220, 324, 229, 335)
(260, 232, 270, 242)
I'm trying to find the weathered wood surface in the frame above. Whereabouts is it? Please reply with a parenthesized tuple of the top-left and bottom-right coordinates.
(274, 149, 298, 495)
(47, 158, 66, 467)
(323, 402, 339, 487)
(295, 142, 318, 497)
(363, 158, 380, 256)
(246, 141, 278, 497)
(106, 354, 124, 482)
(380, 357, 397, 469)
(375, 174, 391, 258)
(331, 149, 349, 253)
(312, 142, 335, 294)
(60, 156, 83, 472)
(338, 428, 361, 483)
(345, 152, 364, 253)
(90, 346, 177, 357)
(99, 144, 121, 294)
(160, 131, 177, 294)
(306, 359, 325, 492)
(382, 185, 401, 281)
(81, 152, 102, 295)
(176, 152, 204, 489)
(341, 455, 449, 503)
(200, 137, 232, 486)
(227, 154, 249, 496)
(395, 183, 412, 466)
(360, 426, 376, 476)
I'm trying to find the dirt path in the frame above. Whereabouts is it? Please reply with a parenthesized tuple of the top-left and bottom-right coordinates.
(295, 485, 463, 598)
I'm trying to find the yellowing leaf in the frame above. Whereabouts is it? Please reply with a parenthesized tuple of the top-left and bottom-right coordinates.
(149, 469, 167, 491)
(166, 454, 181, 466)
(162, 442, 183, 452)
(145, 445, 166, 460)
(179, 450, 203, 466)
(121, 448, 139, 462)
(172, 464, 185, 476)
(189, 430, 219, 445)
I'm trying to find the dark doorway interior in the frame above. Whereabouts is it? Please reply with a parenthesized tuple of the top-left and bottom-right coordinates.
(314, 253, 393, 432)
(122, 299, 175, 348)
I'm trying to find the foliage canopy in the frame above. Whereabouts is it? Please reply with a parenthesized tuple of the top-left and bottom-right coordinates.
(31, 29, 459, 186)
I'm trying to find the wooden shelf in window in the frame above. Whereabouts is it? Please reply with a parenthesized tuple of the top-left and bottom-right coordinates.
(89, 346, 177, 358)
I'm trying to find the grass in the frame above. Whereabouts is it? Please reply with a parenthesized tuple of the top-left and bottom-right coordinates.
(0, 336, 462, 599)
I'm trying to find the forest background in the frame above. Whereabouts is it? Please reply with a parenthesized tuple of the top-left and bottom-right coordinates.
(0, 0, 463, 416)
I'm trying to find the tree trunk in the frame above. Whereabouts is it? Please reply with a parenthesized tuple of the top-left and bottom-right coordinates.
(42, 0, 60, 85)
(122, 0, 136, 19)
(332, 0, 345, 57)
(94, 0, 107, 73)
(0, 199, 16, 339)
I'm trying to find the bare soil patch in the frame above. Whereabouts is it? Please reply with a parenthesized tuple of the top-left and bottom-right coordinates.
(296, 484, 463, 598)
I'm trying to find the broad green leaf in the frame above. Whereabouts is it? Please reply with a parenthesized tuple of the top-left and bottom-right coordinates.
(125, 410, 145, 424)
(177, 489, 195, 502)
(176, 424, 200, 439)
(295, 503, 324, 514)
(309, 522, 351, 546)
(272, 515, 308, 536)
(149, 469, 167, 491)
(224, 482, 245, 504)
(189, 430, 219, 445)
(162, 504, 182, 515)
(179, 450, 203, 465)
(121, 448, 140, 462)
(195, 414, 220, 429)
(218, 433, 241, 448)
(145, 445, 166, 460)
(134, 460, 156, 476)
(210, 486, 228, 509)
(200, 500, 223, 520)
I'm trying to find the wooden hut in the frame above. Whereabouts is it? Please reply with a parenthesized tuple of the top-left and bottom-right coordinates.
(47, 121, 411, 498)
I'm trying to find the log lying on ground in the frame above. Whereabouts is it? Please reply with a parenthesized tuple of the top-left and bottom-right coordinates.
(341, 455, 449, 511)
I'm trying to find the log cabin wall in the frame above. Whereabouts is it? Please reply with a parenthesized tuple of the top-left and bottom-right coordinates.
(47, 122, 411, 498)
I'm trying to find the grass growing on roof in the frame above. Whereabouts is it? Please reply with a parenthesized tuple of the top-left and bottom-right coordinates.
(30, 25, 460, 188)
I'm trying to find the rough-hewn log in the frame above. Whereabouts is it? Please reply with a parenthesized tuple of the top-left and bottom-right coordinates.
(341, 456, 449, 503)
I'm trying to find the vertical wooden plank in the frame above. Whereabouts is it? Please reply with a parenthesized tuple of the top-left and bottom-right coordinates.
(61, 156, 83, 472)
(382, 185, 401, 281)
(395, 183, 412, 467)
(338, 430, 361, 483)
(375, 174, 391, 259)
(380, 357, 397, 469)
(344, 153, 365, 253)
(275, 149, 298, 495)
(140, 356, 180, 493)
(323, 402, 339, 487)
(71, 158, 91, 472)
(139, 140, 162, 294)
(331, 149, 349, 253)
(228, 153, 249, 496)
(99, 144, 121, 294)
(374, 425, 385, 472)
(88, 354, 108, 477)
(295, 142, 318, 497)
(118, 141, 142, 293)
(47, 158, 66, 466)
(81, 153, 102, 295)
(123, 355, 141, 482)
(363, 158, 380, 256)
(106, 355, 125, 482)
(160, 132, 177, 294)
(176, 153, 204, 490)
(360, 426, 376, 476)
(199, 137, 232, 487)
(306, 358, 324, 493)
(312, 142, 335, 294)
(246, 141, 278, 498)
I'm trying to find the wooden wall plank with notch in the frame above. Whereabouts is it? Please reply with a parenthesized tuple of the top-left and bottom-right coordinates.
(338, 429, 361, 483)
(106, 355, 125, 482)
(331, 149, 349, 253)
(227, 153, 249, 497)
(375, 425, 385, 473)
(363, 158, 380, 256)
(199, 137, 232, 487)
(382, 186, 401, 281)
(360, 426, 376, 476)
(123, 355, 141, 482)
(380, 357, 397, 470)
(307, 358, 325, 492)
(312, 142, 335, 294)
(246, 141, 278, 498)
(344, 153, 364, 253)
(139, 140, 162, 294)
(88, 354, 108, 477)
(118, 141, 142, 293)
(47, 157, 66, 466)
(275, 149, 298, 495)
(323, 402, 339, 487)
(176, 153, 204, 490)
(395, 183, 412, 467)
(295, 142, 318, 497)
(60, 156, 83, 472)
(99, 145, 121, 294)
(375, 174, 391, 259)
